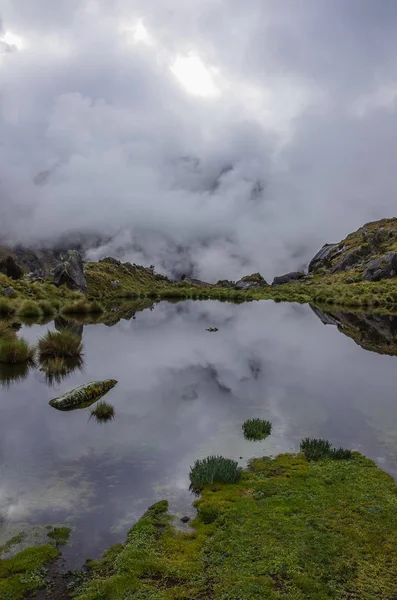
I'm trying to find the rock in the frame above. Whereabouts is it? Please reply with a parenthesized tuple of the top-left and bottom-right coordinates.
(27, 271, 46, 282)
(99, 256, 121, 266)
(331, 246, 370, 273)
(235, 273, 267, 290)
(216, 280, 236, 288)
(272, 272, 305, 286)
(180, 516, 190, 523)
(0, 255, 24, 280)
(54, 250, 88, 293)
(49, 379, 118, 411)
(363, 252, 397, 282)
(308, 244, 338, 272)
(2, 286, 15, 297)
(111, 280, 120, 288)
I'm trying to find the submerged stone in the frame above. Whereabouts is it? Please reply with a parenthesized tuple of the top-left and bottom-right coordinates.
(49, 379, 117, 411)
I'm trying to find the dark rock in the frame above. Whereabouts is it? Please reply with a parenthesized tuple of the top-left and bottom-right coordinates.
(180, 516, 190, 523)
(2, 286, 15, 297)
(217, 280, 236, 288)
(99, 257, 121, 266)
(110, 280, 120, 288)
(308, 244, 338, 272)
(235, 273, 267, 290)
(0, 255, 24, 280)
(331, 246, 370, 273)
(363, 252, 397, 282)
(272, 272, 305, 286)
(54, 250, 88, 293)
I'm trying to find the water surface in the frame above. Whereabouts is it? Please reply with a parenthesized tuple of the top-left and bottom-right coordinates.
(1, 300, 397, 567)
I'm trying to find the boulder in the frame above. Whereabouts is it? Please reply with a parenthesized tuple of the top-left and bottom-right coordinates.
(235, 272, 267, 290)
(49, 379, 118, 411)
(308, 244, 338, 272)
(331, 245, 370, 273)
(363, 252, 397, 282)
(2, 286, 16, 297)
(54, 250, 87, 293)
(272, 272, 305, 286)
(0, 255, 24, 280)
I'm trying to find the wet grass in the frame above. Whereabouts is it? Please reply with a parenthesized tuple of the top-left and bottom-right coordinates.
(189, 456, 242, 493)
(90, 401, 115, 423)
(0, 299, 17, 318)
(38, 329, 83, 360)
(0, 338, 35, 364)
(74, 452, 397, 600)
(300, 438, 352, 462)
(62, 299, 104, 315)
(243, 418, 272, 441)
(0, 544, 58, 599)
(38, 300, 56, 316)
(39, 356, 83, 386)
(17, 300, 42, 319)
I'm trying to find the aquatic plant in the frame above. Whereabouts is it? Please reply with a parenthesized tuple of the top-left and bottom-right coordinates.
(189, 455, 242, 493)
(0, 299, 16, 318)
(242, 418, 272, 441)
(18, 300, 42, 318)
(38, 329, 83, 359)
(90, 401, 115, 422)
(0, 338, 35, 364)
(300, 438, 352, 462)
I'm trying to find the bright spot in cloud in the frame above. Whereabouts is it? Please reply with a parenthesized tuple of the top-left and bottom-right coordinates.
(1, 31, 25, 49)
(171, 54, 220, 98)
(122, 18, 153, 46)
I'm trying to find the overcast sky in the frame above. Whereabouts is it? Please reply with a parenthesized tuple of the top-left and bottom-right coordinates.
(1, 0, 397, 280)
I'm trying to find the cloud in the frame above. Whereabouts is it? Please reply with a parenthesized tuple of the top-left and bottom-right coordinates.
(1, 1, 397, 280)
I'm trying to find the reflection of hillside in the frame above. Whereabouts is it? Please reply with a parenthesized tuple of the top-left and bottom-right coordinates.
(311, 306, 397, 356)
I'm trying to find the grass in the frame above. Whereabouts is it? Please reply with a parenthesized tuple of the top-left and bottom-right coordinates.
(38, 300, 56, 316)
(39, 356, 83, 385)
(189, 455, 242, 493)
(0, 321, 16, 340)
(17, 300, 42, 318)
(90, 401, 115, 422)
(38, 329, 83, 359)
(0, 338, 35, 364)
(74, 452, 397, 600)
(0, 299, 17, 318)
(0, 544, 58, 600)
(300, 438, 352, 461)
(0, 362, 33, 387)
(243, 418, 272, 441)
(62, 299, 104, 315)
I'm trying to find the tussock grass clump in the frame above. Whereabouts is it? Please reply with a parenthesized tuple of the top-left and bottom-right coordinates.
(62, 299, 104, 315)
(18, 300, 42, 318)
(40, 356, 83, 385)
(189, 455, 242, 493)
(38, 329, 83, 359)
(242, 418, 272, 441)
(300, 438, 352, 462)
(38, 300, 56, 316)
(90, 401, 115, 423)
(0, 299, 16, 318)
(0, 338, 35, 364)
(0, 321, 16, 340)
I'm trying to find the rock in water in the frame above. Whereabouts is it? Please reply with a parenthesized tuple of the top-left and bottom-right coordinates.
(0, 256, 24, 280)
(272, 272, 305, 285)
(49, 379, 117, 411)
(53, 250, 88, 293)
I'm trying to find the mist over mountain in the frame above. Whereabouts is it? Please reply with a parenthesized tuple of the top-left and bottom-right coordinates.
(1, 1, 397, 281)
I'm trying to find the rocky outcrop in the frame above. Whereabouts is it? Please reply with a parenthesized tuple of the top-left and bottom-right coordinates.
(49, 379, 117, 411)
(331, 246, 370, 273)
(54, 250, 87, 293)
(362, 253, 397, 282)
(0, 255, 24, 280)
(272, 272, 305, 286)
(308, 244, 338, 272)
(235, 273, 267, 290)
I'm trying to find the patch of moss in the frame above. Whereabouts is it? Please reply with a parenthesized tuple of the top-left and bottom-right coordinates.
(74, 452, 397, 600)
(0, 544, 58, 600)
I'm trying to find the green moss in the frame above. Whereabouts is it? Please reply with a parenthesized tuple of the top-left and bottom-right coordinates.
(74, 453, 397, 600)
(0, 544, 58, 600)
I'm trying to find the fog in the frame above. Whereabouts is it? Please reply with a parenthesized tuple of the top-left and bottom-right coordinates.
(1, 1, 397, 280)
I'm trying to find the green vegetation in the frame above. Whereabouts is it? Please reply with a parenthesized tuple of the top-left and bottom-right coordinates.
(0, 299, 16, 318)
(0, 544, 58, 599)
(38, 300, 55, 316)
(243, 418, 272, 441)
(17, 300, 42, 318)
(38, 329, 83, 360)
(47, 526, 71, 546)
(74, 452, 397, 600)
(90, 401, 115, 422)
(0, 362, 33, 387)
(0, 338, 35, 365)
(39, 356, 83, 385)
(0, 321, 15, 340)
(189, 455, 242, 493)
(62, 299, 103, 315)
(300, 438, 352, 462)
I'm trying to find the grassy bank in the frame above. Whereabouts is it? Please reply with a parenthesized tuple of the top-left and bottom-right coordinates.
(74, 452, 397, 600)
